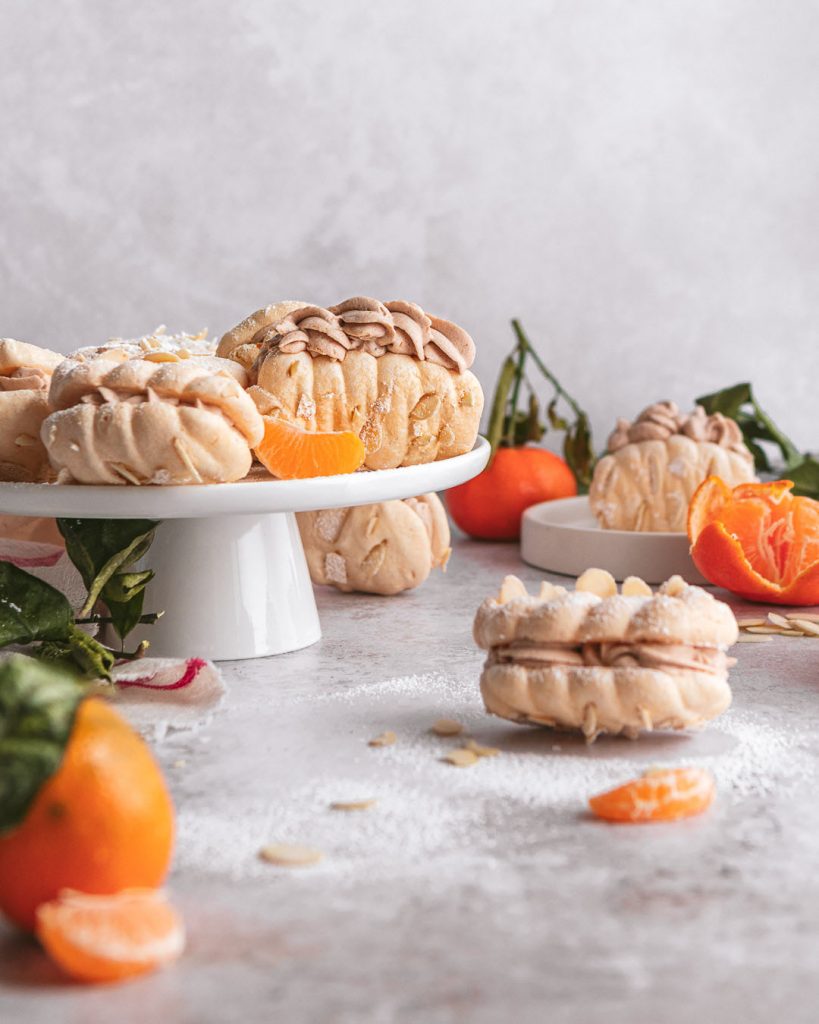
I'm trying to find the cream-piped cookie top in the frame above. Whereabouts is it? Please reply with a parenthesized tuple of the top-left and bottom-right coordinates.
(607, 400, 751, 459)
(221, 297, 476, 374)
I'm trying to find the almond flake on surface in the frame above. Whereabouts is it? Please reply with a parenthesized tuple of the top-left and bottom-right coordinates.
(736, 634, 773, 643)
(789, 619, 819, 636)
(576, 568, 617, 597)
(787, 612, 819, 623)
(737, 617, 767, 627)
(259, 843, 324, 867)
(431, 718, 464, 737)
(368, 730, 397, 748)
(464, 738, 501, 758)
(330, 799, 377, 812)
(767, 612, 792, 629)
(443, 748, 479, 767)
(745, 626, 799, 635)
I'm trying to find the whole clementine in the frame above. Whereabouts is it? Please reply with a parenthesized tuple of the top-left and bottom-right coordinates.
(447, 446, 578, 540)
(0, 661, 174, 932)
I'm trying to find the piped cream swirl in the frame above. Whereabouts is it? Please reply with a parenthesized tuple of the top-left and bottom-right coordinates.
(257, 296, 475, 372)
(607, 400, 749, 456)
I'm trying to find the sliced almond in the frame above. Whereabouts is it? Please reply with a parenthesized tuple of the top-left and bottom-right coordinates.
(464, 738, 501, 758)
(14, 434, 38, 447)
(430, 718, 464, 737)
(259, 843, 324, 867)
(330, 799, 377, 812)
(368, 730, 397, 748)
(621, 576, 652, 597)
(737, 618, 767, 627)
(736, 634, 773, 643)
(143, 350, 180, 363)
(767, 612, 792, 629)
(745, 625, 801, 635)
(497, 575, 528, 603)
(538, 581, 567, 600)
(661, 575, 688, 597)
(788, 619, 819, 637)
(787, 612, 819, 623)
(442, 748, 479, 767)
(576, 568, 617, 598)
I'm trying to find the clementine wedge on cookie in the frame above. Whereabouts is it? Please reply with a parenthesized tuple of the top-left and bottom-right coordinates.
(589, 768, 716, 823)
(254, 418, 365, 480)
(687, 476, 819, 605)
(36, 889, 185, 983)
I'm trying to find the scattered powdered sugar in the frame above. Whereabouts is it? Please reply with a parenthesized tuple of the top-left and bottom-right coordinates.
(173, 669, 815, 884)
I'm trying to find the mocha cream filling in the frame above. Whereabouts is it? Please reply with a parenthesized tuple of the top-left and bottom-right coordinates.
(490, 641, 734, 673)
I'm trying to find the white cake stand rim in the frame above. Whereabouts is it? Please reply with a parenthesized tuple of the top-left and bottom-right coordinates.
(0, 437, 490, 519)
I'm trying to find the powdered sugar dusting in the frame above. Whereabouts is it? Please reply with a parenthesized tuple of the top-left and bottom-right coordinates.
(173, 669, 814, 883)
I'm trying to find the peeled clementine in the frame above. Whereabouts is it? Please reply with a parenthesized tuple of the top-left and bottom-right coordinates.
(687, 476, 819, 605)
(255, 417, 365, 479)
(36, 889, 185, 983)
(0, 693, 174, 932)
(446, 446, 577, 540)
(589, 768, 716, 823)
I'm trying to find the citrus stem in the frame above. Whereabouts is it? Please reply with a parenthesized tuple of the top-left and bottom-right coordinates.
(511, 319, 584, 419)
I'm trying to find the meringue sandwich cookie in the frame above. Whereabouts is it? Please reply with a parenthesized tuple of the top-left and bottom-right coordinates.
(216, 301, 310, 371)
(0, 339, 64, 482)
(298, 492, 451, 596)
(228, 296, 484, 470)
(473, 573, 738, 741)
(42, 356, 264, 485)
(589, 400, 757, 533)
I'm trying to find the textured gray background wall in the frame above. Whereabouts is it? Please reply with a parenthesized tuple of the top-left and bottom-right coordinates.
(1, 0, 817, 450)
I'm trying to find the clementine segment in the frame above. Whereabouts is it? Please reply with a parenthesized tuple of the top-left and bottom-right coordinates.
(687, 476, 819, 604)
(447, 447, 577, 540)
(0, 697, 174, 932)
(589, 768, 716, 823)
(255, 417, 365, 480)
(36, 889, 184, 983)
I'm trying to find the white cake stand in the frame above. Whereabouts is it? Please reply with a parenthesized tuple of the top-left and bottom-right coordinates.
(0, 438, 489, 661)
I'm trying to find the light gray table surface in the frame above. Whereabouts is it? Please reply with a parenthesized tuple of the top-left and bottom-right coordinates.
(2, 537, 818, 1023)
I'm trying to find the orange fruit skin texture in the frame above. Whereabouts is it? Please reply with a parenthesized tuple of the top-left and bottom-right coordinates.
(0, 699, 174, 933)
(688, 477, 819, 605)
(36, 889, 185, 984)
(254, 417, 365, 480)
(446, 446, 577, 540)
(589, 768, 716, 823)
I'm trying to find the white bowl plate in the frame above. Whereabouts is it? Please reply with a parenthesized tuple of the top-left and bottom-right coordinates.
(521, 496, 706, 585)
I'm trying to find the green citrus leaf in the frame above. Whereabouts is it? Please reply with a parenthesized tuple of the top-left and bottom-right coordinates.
(0, 563, 73, 647)
(0, 655, 86, 833)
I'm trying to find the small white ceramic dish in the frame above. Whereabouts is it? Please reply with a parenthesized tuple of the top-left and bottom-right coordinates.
(521, 495, 707, 585)
(0, 438, 490, 661)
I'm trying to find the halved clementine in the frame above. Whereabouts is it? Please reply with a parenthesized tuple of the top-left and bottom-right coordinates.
(687, 476, 819, 605)
(254, 417, 365, 480)
(589, 768, 716, 823)
(36, 889, 185, 983)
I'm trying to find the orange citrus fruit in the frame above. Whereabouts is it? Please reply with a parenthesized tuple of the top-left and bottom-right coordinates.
(687, 476, 819, 605)
(0, 661, 174, 932)
(36, 889, 184, 983)
(447, 446, 577, 540)
(254, 417, 365, 479)
(589, 767, 716, 823)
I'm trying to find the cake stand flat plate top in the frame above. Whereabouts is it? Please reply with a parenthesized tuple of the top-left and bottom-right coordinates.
(0, 438, 490, 519)
(521, 495, 707, 584)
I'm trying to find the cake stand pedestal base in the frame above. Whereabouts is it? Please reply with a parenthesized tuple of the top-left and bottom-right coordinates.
(126, 512, 321, 661)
